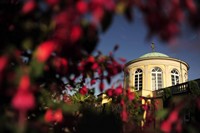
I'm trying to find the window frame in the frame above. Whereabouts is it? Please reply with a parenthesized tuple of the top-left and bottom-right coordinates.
(134, 68, 143, 91)
(151, 67, 163, 91)
(171, 69, 179, 86)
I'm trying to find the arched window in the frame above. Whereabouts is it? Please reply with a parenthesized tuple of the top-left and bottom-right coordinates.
(135, 69, 143, 91)
(152, 67, 162, 91)
(171, 69, 179, 85)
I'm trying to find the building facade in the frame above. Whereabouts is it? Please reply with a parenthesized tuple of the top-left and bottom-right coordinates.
(124, 51, 189, 98)
(123, 48, 200, 130)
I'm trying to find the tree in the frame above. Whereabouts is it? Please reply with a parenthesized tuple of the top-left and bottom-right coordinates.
(0, 0, 200, 133)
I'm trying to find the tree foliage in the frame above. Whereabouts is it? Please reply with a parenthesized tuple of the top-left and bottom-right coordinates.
(0, 0, 200, 133)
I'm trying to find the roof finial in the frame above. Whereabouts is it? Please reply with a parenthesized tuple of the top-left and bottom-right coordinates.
(151, 42, 155, 52)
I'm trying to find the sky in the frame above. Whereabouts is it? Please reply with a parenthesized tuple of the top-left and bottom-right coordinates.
(96, 10, 200, 81)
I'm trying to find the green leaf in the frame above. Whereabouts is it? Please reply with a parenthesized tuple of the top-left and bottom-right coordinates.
(156, 109, 168, 120)
(22, 38, 33, 50)
(62, 104, 79, 112)
(30, 59, 44, 78)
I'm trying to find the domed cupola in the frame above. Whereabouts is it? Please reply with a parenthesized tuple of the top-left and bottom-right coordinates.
(124, 43, 189, 97)
(139, 52, 169, 58)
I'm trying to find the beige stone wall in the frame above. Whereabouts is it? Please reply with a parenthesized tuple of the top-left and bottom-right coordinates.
(124, 58, 189, 97)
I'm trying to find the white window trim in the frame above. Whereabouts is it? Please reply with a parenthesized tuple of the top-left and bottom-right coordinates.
(151, 67, 162, 91)
(171, 69, 179, 85)
(135, 69, 142, 91)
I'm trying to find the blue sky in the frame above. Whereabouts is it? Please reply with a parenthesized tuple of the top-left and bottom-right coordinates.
(96, 11, 200, 81)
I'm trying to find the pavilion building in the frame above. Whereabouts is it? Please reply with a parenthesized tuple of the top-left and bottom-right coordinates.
(123, 49, 189, 98)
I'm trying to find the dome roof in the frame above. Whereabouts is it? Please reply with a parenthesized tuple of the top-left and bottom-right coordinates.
(139, 52, 169, 58)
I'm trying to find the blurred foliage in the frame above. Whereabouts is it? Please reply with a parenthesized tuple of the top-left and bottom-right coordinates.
(0, 0, 200, 133)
